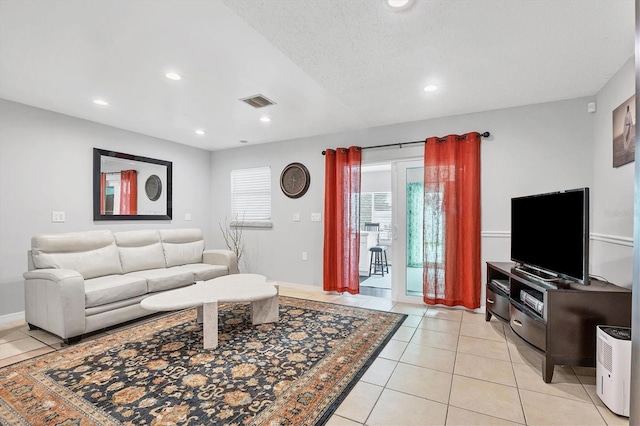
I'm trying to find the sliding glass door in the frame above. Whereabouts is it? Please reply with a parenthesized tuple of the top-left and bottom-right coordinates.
(392, 160, 425, 303)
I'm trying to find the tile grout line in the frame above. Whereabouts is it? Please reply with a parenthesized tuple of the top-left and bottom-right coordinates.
(507, 319, 530, 425)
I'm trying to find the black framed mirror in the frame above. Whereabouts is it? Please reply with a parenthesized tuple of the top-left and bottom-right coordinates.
(93, 148, 172, 221)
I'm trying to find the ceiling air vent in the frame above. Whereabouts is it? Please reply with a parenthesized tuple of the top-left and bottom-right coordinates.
(239, 94, 275, 108)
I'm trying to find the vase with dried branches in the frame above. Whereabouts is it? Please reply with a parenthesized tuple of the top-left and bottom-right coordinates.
(219, 215, 244, 266)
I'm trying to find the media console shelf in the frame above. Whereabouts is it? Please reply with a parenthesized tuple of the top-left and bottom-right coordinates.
(485, 261, 632, 383)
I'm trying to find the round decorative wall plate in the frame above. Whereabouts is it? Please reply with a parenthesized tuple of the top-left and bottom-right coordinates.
(280, 163, 310, 198)
(145, 174, 162, 201)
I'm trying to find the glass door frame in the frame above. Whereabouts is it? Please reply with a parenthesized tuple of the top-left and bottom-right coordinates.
(391, 159, 425, 304)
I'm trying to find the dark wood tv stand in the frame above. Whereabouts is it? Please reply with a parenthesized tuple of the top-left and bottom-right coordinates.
(485, 261, 632, 383)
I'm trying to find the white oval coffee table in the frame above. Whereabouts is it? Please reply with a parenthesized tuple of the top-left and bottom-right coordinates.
(141, 274, 279, 349)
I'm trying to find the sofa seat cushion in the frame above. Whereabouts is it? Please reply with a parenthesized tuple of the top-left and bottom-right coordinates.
(176, 263, 229, 281)
(85, 295, 148, 317)
(127, 268, 194, 293)
(85, 275, 148, 308)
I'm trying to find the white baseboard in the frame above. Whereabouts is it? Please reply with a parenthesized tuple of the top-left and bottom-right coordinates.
(0, 311, 25, 325)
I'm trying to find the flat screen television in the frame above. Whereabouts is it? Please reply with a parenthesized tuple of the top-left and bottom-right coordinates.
(510, 187, 590, 285)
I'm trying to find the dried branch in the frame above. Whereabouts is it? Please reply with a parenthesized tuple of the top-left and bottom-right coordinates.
(219, 214, 245, 262)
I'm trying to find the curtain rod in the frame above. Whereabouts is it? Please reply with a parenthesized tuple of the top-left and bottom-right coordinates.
(321, 131, 490, 155)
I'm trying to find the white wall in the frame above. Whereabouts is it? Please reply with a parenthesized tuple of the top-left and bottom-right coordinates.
(361, 169, 391, 193)
(0, 99, 214, 318)
(591, 57, 636, 288)
(2, 58, 633, 319)
(209, 137, 327, 285)
(210, 97, 597, 294)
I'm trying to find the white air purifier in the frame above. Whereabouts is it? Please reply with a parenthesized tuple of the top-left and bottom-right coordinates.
(596, 325, 631, 417)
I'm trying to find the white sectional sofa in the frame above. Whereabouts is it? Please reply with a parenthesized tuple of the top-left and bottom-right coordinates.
(23, 228, 238, 344)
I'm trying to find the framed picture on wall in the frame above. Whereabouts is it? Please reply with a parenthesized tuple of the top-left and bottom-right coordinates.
(612, 94, 635, 168)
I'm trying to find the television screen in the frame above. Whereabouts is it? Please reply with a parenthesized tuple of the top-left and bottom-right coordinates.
(510, 188, 589, 284)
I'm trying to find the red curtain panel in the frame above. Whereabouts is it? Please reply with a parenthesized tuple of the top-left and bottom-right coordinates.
(423, 133, 481, 309)
(323, 146, 362, 294)
(100, 172, 107, 215)
(120, 170, 138, 215)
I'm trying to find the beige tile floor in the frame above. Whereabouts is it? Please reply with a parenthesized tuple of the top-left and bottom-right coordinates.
(0, 282, 630, 426)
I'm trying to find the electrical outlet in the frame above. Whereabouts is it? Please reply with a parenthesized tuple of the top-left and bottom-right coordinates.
(185, 213, 192, 221)
(293, 213, 301, 222)
(52, 211, 65, 223)
(311, 213, 322, 222)
(302, 252, 308, 261)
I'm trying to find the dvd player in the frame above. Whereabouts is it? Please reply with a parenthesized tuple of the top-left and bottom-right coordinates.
(490, 279, 509, 293)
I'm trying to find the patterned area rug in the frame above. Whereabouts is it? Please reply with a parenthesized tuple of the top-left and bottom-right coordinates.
(0, 296, 406, 425)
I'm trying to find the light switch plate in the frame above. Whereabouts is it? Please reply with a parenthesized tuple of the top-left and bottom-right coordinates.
(52, 211, 65, 223)
(185, 213, 192, 221)
(311, 213, 322, 222)
(293, 213, 301, 222)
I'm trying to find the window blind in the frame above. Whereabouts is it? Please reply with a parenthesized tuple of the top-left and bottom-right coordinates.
(361, 191, 392, 240)
(231, 166, 271, 224)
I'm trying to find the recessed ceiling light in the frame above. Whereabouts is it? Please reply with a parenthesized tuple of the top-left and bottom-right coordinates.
(195, 129, 206, 135)
(93, 99, 109, 106)
(424, 85, 438, 92)
(165, 72, 182, 81)
(386, 0, 412, 10)
(239, 140, 249, 144)
(260, 116, 271, 122)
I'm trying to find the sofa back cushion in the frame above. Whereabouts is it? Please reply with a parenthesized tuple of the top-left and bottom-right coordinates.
(114, 230, 166, 273)
(159, 228, 205, 267)
(31, 230, 122, 279)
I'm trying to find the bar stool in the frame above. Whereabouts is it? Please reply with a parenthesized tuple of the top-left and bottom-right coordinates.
(364, 223, 389, 277)
(369, 246, 389, 276)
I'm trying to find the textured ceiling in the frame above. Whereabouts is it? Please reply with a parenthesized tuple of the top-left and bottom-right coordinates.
(0, 0, 634, 151)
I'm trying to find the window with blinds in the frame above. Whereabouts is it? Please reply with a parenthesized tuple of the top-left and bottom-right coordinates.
(230, 166, 272, 227)
(360, 192, 392, 241)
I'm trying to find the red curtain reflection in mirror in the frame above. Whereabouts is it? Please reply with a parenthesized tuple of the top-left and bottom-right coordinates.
(100, 172, 107, 214)
(120, 170, 138, 215)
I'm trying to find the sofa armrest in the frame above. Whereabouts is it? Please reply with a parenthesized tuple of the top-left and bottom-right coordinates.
(24, 269, 82, 282)
(23, 268, 86, 340)
(203, 250, 239, 274)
